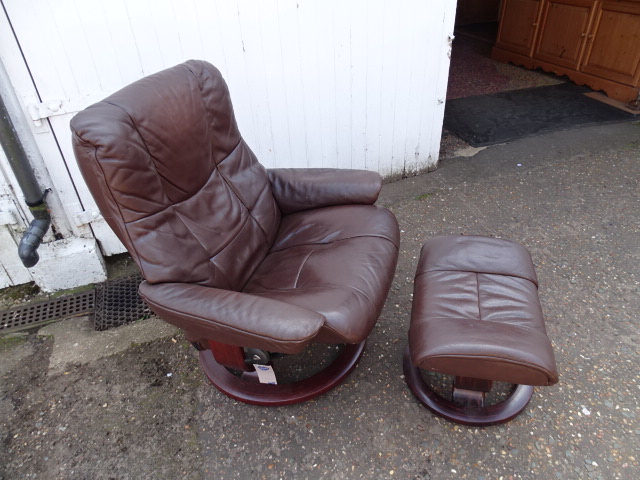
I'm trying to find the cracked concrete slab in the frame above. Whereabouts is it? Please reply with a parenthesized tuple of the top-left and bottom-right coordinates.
(38, 316, 178, 374)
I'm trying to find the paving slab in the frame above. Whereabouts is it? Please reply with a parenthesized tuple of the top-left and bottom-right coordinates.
(38, 316, 179, 374)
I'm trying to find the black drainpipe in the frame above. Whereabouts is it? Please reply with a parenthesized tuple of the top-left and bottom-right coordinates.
(0, 93, 51, 268)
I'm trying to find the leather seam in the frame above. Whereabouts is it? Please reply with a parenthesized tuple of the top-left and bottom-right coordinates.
(143, 298, 320, 345)
(183, 62, 216, 136)
(71, 132, 147, 278)
(270, 233, 398, 254)
(412, 316, 548, 336)
(170, 205, 220, 277)
(415, 268, 538, 287)
(216, 142, 273, 244)
(475, 272, 482, 321)
(101, 100, 188, 204)
(418, 354, 555, 378)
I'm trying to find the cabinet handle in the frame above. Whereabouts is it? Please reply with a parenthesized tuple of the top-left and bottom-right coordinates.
(587, 34, 593, 39)
(581, 33, 586, 37)
(533, 23, 538, 27)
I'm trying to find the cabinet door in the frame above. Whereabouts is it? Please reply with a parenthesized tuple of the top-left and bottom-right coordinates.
(534, 0, 595, 69)
(495, 0, 544, 57)
(581, 1, 640, 86)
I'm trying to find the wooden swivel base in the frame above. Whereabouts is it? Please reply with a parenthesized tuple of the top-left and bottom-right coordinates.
(403, 346, 534, 426)
(199, 341, 365, 406)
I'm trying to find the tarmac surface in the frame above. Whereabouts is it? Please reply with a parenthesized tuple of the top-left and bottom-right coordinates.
(1, 120, 639, 479)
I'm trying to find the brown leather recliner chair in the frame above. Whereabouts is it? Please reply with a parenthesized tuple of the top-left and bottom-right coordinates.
(70, 60, 400, 405)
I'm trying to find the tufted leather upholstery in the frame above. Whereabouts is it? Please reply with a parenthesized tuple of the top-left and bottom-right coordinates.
(70, 60, 400, 355)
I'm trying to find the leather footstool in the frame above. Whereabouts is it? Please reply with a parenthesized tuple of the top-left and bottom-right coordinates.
(403, 235, 559, 426)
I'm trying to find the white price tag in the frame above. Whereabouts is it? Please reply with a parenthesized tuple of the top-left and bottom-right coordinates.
(254, 364, 277, 385)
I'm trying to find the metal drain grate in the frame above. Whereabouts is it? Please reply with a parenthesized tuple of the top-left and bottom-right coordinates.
(0, 291, 95, 333)
(0, 275, 152, 334)
(93, 274, 151, 331)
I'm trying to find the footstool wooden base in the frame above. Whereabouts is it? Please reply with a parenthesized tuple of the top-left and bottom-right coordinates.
(405, 236, 558, 426)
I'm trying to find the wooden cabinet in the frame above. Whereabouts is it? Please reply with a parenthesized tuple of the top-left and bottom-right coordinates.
(534, 0, 595, 69)
(495, 0, 543, 56)
(582, 1, 640, 85)
(492, 0, 640, 102)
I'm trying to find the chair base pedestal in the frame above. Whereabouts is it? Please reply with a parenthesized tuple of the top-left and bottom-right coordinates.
(403, 346, 534, 426)
(199, 341, 365, 406)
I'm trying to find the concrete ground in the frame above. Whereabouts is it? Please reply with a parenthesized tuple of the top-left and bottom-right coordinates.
(1, 120, 639, 480)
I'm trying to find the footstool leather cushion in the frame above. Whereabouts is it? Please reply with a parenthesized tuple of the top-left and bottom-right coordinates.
(409, 235, 558, 386)
(405, 235, 558, 425)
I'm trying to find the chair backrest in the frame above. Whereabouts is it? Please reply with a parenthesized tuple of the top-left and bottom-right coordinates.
(71, 60, 280, 291)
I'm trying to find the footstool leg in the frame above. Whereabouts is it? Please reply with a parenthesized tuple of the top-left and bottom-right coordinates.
(403, 346, 535, 426)
(453, 377, 493, 407)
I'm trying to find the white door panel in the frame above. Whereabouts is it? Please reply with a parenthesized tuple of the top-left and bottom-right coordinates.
(2, 0, 456, 266)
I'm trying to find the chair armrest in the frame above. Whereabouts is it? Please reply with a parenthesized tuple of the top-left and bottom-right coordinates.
(139, 282, 325, 354)
(267, 168, 382, 215)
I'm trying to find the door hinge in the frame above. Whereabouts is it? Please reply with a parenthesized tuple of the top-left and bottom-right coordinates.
(73, 210, 103, 227)
(27, 100, 67, 127)
(0, 210, 18, 225)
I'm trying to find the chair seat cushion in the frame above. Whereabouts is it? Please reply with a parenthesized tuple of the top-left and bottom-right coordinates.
(244, 204, 399, 344)
(409, 236, 558, 386)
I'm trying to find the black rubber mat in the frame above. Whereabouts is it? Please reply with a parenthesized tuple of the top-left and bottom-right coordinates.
(93, 274, 151, 331)
(443, 83, 635, 147)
